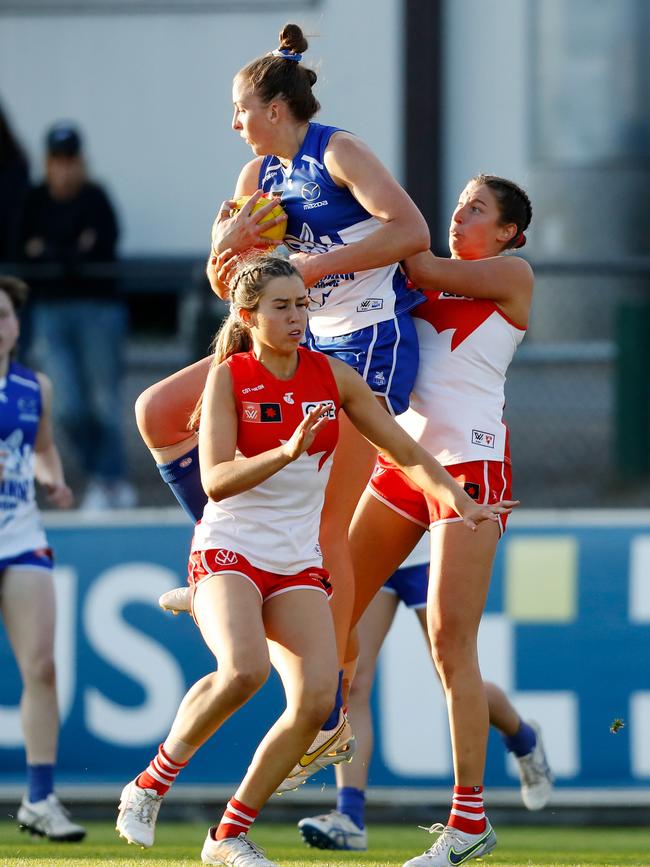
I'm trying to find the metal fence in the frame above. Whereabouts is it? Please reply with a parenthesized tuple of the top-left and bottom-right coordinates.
(506, 259, 650, 507)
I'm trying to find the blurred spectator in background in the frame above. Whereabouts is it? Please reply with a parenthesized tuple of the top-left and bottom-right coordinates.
(14, 121, 135, 510)
(0, 101, 31, 358)
(0, 101, 30, 262)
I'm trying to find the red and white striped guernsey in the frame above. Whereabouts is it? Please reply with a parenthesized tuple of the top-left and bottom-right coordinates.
(192, 347, 340, 574)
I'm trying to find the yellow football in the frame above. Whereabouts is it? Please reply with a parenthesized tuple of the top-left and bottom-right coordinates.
(233, 194, 287, 241)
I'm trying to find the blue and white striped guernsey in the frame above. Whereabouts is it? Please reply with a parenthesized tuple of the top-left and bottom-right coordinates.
(259, 122, 421, 338)
(0, 361, 47, 559)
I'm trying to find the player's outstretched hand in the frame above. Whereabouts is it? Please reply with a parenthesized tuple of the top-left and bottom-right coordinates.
(462, 499, 519, 531)
(45, 482, 74, 509)
(282, 403, 331, 462)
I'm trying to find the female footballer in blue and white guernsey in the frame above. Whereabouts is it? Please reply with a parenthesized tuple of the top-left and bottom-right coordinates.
(118, 256, 515, 867)
(0, 276, 85, 842)
(136, 22, 430, 766)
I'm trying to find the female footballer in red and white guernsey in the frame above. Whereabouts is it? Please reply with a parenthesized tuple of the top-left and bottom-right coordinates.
(117, 256, 515, 867)
(329, 175, 548, 867)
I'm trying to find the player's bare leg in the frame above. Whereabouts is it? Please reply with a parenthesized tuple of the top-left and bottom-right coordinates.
(349, 491, 425, 629)
(2, 567, 85, 841)
(319, 410, 378, 672)
(199, 590, 338, 867)
(118, 573, 270, 848)
(1, 568, 58, 764)
(427, 520, 498, 785)
(234, 590, 338, 808)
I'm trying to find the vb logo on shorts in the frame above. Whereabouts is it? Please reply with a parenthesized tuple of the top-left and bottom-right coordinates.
(214, 549, 238, 566)
(302, 400, 336, 420)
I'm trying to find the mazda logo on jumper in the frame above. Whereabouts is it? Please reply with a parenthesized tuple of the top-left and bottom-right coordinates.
(301, 182, 321, 202)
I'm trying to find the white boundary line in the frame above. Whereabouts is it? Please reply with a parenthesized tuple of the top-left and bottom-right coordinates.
(0, 784, 648, 806)
(41, 507, 650, 530)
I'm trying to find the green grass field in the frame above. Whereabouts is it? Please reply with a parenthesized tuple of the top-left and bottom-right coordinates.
(0, 820, 648, 867)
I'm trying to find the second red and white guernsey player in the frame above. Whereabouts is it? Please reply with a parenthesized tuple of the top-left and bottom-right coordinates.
(191, 346, 340, 591)
(346, 175, 538, 867)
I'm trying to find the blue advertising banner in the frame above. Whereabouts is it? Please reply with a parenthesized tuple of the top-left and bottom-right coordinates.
(1, 510, 648, 792)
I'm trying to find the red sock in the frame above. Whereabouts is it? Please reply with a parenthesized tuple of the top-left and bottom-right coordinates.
(215, 798, 258, 840)
(136, 744, 188, 795)
(448, 785, 486, 835)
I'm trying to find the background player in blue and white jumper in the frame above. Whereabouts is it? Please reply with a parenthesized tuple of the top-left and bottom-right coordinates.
(136, 21, 430, 774)
(0, 275, 85, 841)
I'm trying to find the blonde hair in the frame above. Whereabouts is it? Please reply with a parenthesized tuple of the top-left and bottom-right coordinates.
(188, 255, 301, 429)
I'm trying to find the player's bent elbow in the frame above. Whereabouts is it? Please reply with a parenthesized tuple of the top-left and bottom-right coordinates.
(411, 222, 431, 255)
(202, 471, 230, 503)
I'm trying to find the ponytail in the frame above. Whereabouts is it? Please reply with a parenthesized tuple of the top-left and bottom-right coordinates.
(188, 254, 301, 430)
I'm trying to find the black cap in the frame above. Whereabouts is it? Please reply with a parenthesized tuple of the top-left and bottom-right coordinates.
(46, 122, 82, 157)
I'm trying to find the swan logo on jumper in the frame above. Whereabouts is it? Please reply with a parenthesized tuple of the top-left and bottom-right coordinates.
(242, 402, 283, 423)
(472, 429, 495, 448)
(302, 400, 336, 420)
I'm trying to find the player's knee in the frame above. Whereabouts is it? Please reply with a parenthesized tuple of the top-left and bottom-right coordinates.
(225, 661, 270, 700)
(24, 653, 56, 689)
(134, 385, 162, 445)
(348, 668, 373, 702)
(429, 623, 474, 679)
(299, 679, 338, 729)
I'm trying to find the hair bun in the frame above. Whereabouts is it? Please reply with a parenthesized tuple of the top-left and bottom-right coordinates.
(279, 23, 308, 55)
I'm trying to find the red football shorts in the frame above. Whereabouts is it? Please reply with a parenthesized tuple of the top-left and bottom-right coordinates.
(187, 548, 333, 603)
(369, 453, 512, 536)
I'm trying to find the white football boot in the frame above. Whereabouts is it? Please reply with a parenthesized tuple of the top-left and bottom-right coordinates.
(17, 793, 86, 841)
(116, 779, 163, 848)
(201, 830, 279, 865)
(298, 809, 367, 850)
(275, 710, 355, 794)
(403, 821, 497, 866)
(159, 585, 191, 614)
(515, 721, 554, 810)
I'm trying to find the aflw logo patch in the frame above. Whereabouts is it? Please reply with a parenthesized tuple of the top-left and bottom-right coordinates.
(472, 429, 495, 448)
(302, 400, 336, 420)
(242, 402, 283, 423)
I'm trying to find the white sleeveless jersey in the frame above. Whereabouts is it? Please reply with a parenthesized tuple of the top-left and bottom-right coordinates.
(397, 292, 526, 465)
(259, 122, 422, 338)
(192, 348, 340, 574)
(0, 362, 48, 559)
